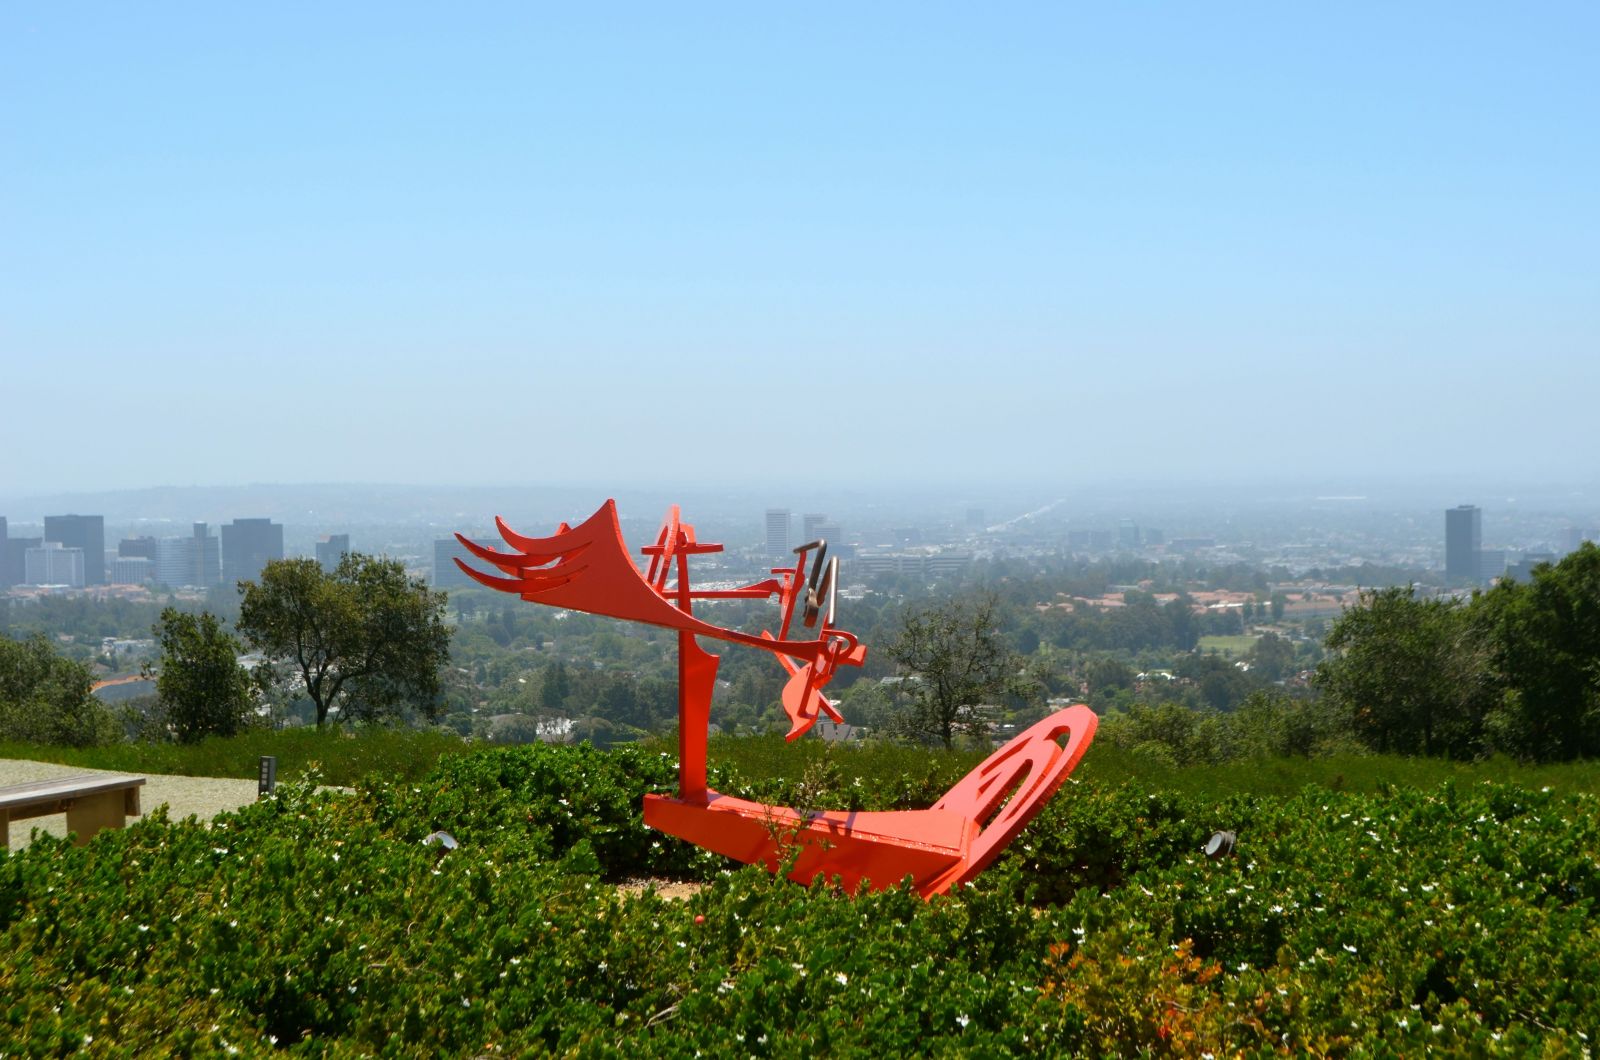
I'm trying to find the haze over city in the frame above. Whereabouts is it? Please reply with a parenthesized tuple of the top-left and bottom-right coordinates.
(4, 4, 1597, 497)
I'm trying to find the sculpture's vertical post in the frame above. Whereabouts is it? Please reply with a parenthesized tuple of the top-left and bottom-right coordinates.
(675, 547, 716, 802)
(677, 632, 717, 802)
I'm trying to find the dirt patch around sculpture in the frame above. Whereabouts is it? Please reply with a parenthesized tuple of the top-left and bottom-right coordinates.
(616, 878, 707, 901)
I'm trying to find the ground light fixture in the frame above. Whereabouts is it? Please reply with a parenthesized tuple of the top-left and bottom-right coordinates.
(423, 830, 459, 852)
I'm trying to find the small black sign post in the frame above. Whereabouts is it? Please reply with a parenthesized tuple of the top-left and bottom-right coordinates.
(258, 755, 277, 798)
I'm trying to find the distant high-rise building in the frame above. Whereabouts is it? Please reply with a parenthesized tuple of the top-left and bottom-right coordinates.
(802, 514, 828, 544)
(44, 515, 105, 586)
(765, 509, 791, 557)
(1445, 505, 1482, 583)
(154, 528, 222, 592)
(112, 556, 154, 585)
(194, 524, 221, 586)
(155, 537, 190, 588)
(1478, 549, 1507, 583)
(221, 518, 283, 586)
(25, 541, 85, 588)
(1144, 528, 1165, 546)
(154, 524, 221, 588)
(434, 538, 478, 588)
(118, 536, 158, 561)
(316, 534, 351, 573)
(1118, 521, 1141, 549)
(3, 525, 42, 588)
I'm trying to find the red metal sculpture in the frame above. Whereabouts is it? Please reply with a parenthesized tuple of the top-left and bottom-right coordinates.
(456, 500, 1096, 897)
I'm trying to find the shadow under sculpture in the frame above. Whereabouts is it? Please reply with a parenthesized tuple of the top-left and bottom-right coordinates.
(455, 500, 1096, 897)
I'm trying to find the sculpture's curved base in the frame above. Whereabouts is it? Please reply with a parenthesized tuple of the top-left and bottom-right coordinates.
(643, 705, 1098, 897)
(643, 792, 978, 894)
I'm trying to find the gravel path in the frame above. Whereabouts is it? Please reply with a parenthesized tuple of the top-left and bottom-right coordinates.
(2, 758, 264, 850)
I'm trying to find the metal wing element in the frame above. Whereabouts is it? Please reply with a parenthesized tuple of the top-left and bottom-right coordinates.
(454, 500, 838, 665)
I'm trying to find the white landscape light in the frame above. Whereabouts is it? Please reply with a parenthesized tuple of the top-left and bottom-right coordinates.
(423, 830, 459, 851)
(1204, 831, 1237, 859)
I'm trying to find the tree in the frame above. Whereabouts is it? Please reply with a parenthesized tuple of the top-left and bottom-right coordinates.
(237, 553, 451, 729)
(540, 660, 572, 715)
(1314, 586, 1491, 757)
(1247, 631, 1297, 683)
(885, 593, 1029, 749)
(1166, 592, 1200, 650)
(1477, 542, 1600, 760)
(0, 634, 118, 747)
(1086, 656, 1135, 699)
(1175, 652, 1257, 712)
(147, 608, 255, 743)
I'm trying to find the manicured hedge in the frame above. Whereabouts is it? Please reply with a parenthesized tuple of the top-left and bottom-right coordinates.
(2, 742, 1596, 1055)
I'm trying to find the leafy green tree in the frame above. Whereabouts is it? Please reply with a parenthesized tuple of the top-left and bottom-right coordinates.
(1099, 700, 1229, 766)
(885, 593, 1030, 748)
(486, 714, 547, 745)
(1229, 689, 1355, 759)
(0, 634, 118, 747)
(1086, 656, 1135, 701)
(237, 554, 451, 729)
(570, 715, 629, 748)
(1476, 543, 1600, 760)
(540, 660, 572, 715)
(147, 608, 255, 743)
(1175, 652, 1257, 711)
(1166, 593, 1200, 650)
(1314, 586, 1491, 757)
(1248, 631, 1297, 682)
(836, 680, 895, 729)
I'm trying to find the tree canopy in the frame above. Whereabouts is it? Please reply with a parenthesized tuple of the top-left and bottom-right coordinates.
(237, 554, 451, 729)
(1314, 586, 1492, 757)
(0, 634, 118, 747)
(1314, 546, 1600, 762)
(148, 608, 255, 743)
(1477, 543, 1600, 760)
(885, 593, 1030, 749)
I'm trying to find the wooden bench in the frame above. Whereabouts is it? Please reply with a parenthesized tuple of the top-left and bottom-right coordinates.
(0, 774, 146, 850)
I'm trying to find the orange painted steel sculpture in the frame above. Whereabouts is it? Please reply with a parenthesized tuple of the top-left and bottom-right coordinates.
(455, 501, 1096, 897)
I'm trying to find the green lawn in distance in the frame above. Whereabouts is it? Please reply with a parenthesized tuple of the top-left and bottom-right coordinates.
(1197, 633, 1259, 656)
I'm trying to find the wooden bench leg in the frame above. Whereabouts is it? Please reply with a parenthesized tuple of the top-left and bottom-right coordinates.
(66, 791, 127, 846)
(2, 808, 9, 852)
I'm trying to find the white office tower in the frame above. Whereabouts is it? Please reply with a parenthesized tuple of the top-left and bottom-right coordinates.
(765, 509, 791, 557)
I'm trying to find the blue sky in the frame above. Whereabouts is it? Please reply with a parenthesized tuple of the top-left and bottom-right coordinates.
(3, 4, 1596, 495)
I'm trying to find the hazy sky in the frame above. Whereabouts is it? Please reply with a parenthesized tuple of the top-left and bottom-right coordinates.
(3, 4, 1596, 496)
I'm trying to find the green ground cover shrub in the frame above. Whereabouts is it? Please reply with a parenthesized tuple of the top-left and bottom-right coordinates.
(2, 741, 1598, 1055)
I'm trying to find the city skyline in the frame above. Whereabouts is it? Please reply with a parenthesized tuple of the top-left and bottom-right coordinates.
(6, 490, 1597, 593)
